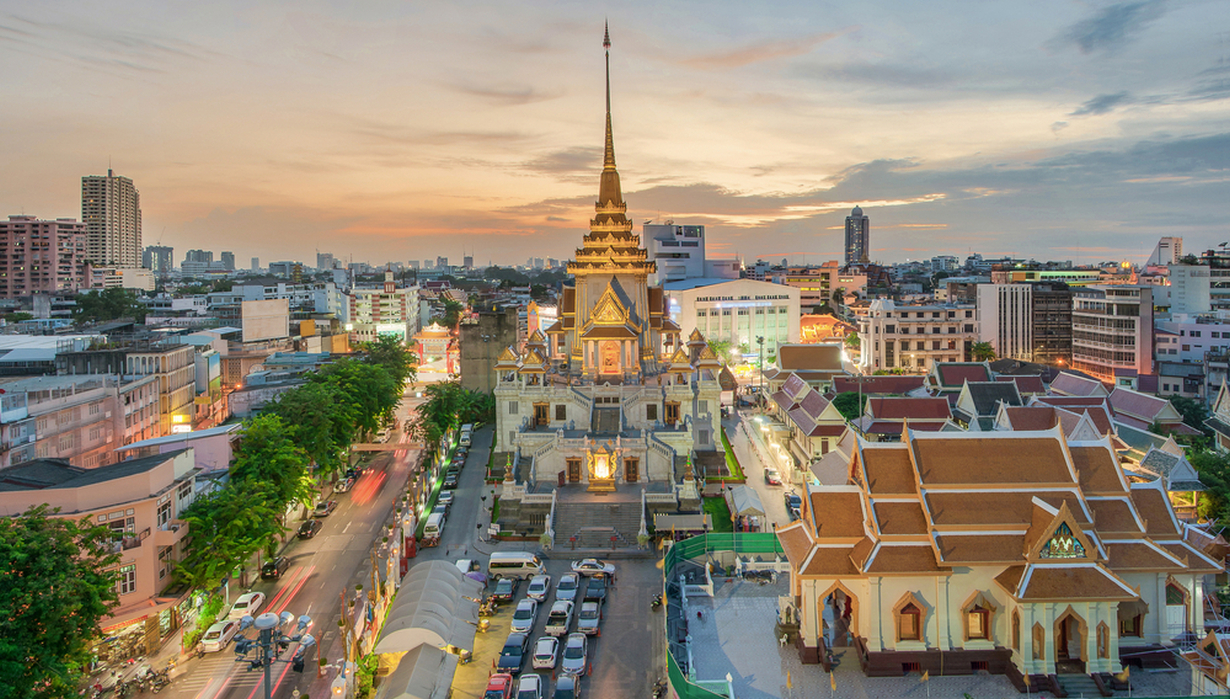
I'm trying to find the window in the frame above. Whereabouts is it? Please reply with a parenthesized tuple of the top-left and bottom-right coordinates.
(1118, 601, 1145, 637)
(1012, 610, 1020, 651)
(555, 405, 567, 421)
(898, 603, 921, 641)
(508, 402, 518, 415)
(118, 565, 137, 595)
(157, 500, 172, 526)
(665, 402, 680, 426)
(966, 606, 990, 639)
(646, 404, 658, 421)
(1032, 623, 1045, 660)
(1097, 622, 1109, 659)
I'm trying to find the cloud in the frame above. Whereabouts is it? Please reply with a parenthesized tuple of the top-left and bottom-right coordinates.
(523, 147, 602, 176)
(679, 31, 847, 70)
(1190, 59, 1230, 101)
(1053, 0, 1167, 54)
(793, 61, 953, 88)
(448, 83, 563, 106)
(1051, 121, 1069, 135)
(1070, 91, 1134, 116)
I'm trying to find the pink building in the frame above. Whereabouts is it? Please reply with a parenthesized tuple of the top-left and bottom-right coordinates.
(0, 449, 197, 661)
(0, 215, 88, 298)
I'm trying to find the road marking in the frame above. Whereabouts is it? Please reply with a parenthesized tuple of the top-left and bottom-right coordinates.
(343, 521, 352, 533)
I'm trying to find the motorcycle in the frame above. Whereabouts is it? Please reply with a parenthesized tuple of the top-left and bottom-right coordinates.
(652, 678, 669, 698)
(650, 594, 663, 611)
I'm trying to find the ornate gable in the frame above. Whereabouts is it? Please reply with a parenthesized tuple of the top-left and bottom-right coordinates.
(1026, 500, 1097, 563)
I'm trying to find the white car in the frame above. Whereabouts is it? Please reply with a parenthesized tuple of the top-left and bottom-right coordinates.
(570, 558, 615, 577)
(560, 632, 588, 676)
(577, 601, 601, 635)
(200, 619, 241, 652)
(228, 591, 266, 620)
(555, 573, 580, 602)
(526, 574, 552, 601)
(516, 674, 545, 699)
(510, 598, 539, 634)
(531, 635, 559, 670)
(545, 600, 574, 637)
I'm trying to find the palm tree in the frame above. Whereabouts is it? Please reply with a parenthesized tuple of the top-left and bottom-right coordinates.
(970, 342, 997, 362)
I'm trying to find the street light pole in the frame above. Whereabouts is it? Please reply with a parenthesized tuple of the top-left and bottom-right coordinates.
(237, 612, 315, 699)
(757, 336, 765, 396)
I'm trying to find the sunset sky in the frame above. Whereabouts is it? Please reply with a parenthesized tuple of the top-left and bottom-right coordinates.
(1, 1, 1227, 267)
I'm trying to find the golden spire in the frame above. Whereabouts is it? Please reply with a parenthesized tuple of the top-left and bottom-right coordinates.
(598, 21, 623, 208)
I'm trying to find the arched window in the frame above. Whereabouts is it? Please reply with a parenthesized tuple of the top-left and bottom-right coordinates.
(1032, 623, 1045, 661)
(1097, 622, 1110, 659)
(967, 605, 991, 640)
(899, 603, 922, 641)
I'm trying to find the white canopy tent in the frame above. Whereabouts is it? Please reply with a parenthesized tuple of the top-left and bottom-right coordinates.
(724, 484, 766, 518)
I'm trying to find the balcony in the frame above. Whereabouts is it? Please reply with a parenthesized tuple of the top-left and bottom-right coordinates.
(155, 520, 188, 546)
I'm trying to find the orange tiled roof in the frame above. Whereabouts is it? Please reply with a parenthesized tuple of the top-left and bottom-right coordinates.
(1069, 444, 1129, 495)
(912, 436, 1075, 485)
(872, 502, 929, 536)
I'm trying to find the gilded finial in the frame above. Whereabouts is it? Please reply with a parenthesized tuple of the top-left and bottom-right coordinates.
(603, 20, 610, 50)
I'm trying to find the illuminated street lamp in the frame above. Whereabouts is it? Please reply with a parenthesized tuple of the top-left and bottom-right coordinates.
(235, 612, 316, 699)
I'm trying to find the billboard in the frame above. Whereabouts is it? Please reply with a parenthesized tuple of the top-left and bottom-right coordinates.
(241, 299, 290, 342)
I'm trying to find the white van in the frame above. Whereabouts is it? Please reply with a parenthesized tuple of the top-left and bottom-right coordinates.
(459, 424, 474, 447)
(422, 513, 445, 546)
(486, 551, 546, 580)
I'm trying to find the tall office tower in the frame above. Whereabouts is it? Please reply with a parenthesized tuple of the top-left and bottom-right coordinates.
(184, 249, 213, 264)
(142, 245, 173, 274)
(1146, 236, 1183, 266)
(220, 251, 235, 271)
(436, 256, 448, 269)
(317, 252, 335, 271)
(82, 170, 142, 267)
(251, 257, 260, 271)
(844, 205, 870, 265)
(463, 255, 474, 270)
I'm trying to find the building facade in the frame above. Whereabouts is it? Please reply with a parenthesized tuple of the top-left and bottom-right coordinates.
(1031, 282, 1073, 364)
(0, 215, 88, 298)
(858, 300, 979, 373)
(844, 206, 870, 265)
(977, 284, 1033, 361)
(663, 277, 800, 353)
(0, 375, 120, 471)
(769, 262, 868, 312)
(56, 341, 196, 436)
(347, 271, 421, 344)
(459, 306, 519, 394)
(82, 170, 141, 268)
(142, 245, 173, 275)
(1071, 285, 1154, 384)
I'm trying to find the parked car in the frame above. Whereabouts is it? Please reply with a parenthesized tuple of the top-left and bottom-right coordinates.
(583, 573, 607, 602)
(544, 600, 574, 637)
(431, 503, 448, 518)
(313, 500, 338, 517)
(516, 674, 545, 699)
(297, 519, 323, 539)
(261, 556, 290, 580)
(228, 592, 266, 620)
(484, 673, 515, 699)
(526, 574, 552, 601)
(560, 633, 588, 676)
(763, 468, 782, 486)
(200, 620, 240, 652)
(510, 599, 539, 634)
(335, 477, 356, 493)
(531, 636, 559, 670)
(497, 633, 530, 675)
(576, 601, 601, 635)
(438, 491, 454, 507)
(492, 577, 518, 602)
(570, 559, 615, 577)
(552, 675, 581, 699)
(784, 492, 803, 519)
(443, 473, 459, 489)
(555, 573, 580, 602)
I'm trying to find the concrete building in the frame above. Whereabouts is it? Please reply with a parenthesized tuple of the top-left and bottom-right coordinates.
(56, 340, 196, 436)
(183, 250, 212, 265)
(858, 299, 979, 373)
(770, 262, 869, 312)
(82, 170, 141, 268)
(459, 306, 519, 394)
(0, 375, 120, 471)
(662, 278, 800, 354)
(346, 271, 420, 344)
(644, 223, 740, 285)
(978, 284, 1033, 361)
(1155, 316, 1230, 364)
(1031, 282, 1073, 365)
(0, 449, 198, 661)
(91, 267, 155, 291)
(844, 206, 870, 265)
(1071, 285, 1154, 385)
(250, 257, 259, 272)
(316, 252, 335, 271)
(1168, 265, 1212, 315)
(931, 255, 959, 273)
(1147, 236, 1183, 266)
(0, 215, 88, 299)
(142, 245, 173, 275)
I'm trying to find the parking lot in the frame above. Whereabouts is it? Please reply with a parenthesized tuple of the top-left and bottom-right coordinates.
(450, 554, 665, 698)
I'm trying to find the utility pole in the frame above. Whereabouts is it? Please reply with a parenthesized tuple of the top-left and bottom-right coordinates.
(236, 612, 315, 699)
(757, 336, 766, 397)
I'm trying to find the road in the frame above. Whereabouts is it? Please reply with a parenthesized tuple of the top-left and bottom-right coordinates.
(164, 387, 426, 699)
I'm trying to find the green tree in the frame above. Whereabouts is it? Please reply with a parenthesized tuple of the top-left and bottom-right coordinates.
(73, 288, 145, 323)
(970, 342, 997, 362)
(316, 360, 400, 438)
(844, 334, 861, 349)
(361, 335, 418, 386)
(407, 382, 493, 445)
(707, 340, 735, 365)
(832, 392, 868, 422)
(1190, 451, 1230, 527)
(831, 287, 846, 308)
(530, 284, 548, 301)
(3, 311, 33, 324)
(230, 414, 314, 509)
(441, 299, 466, 327)
(269, 383, 358, 475)
(0, 505, 120, 698)
(176, 482, 285, 590)
(1169, 395, 1213, 439)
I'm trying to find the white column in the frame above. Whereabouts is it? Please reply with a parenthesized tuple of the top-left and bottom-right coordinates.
(1193, 576, 1205, 636)
(936, 576, 951, 649)
(1043, 603, 1056, 674)
(867, 577, 883, 651)
(1156, 573, 1168, 643)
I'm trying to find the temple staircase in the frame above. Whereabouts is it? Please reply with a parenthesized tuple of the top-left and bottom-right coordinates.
(553, 501, 642, 551)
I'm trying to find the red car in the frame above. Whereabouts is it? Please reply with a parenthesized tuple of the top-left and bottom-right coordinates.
(484, 672, 514, 699)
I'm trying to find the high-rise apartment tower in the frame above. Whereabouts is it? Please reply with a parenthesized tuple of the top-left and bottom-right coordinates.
(82, 170, 141, 267)
(844, 206, 869, 265)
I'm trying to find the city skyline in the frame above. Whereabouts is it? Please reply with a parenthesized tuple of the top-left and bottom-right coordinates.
(1, 1, 1227, 266)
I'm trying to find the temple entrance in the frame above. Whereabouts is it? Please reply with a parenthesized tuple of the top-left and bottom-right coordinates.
(624, 458, 638, 483)
(1166, 581, 1190, 641)
(534, 403, 549, 428)
(1054, 609, 1087, 674)
(819, 582, 857, 649)
(600, 341, 621, 374)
